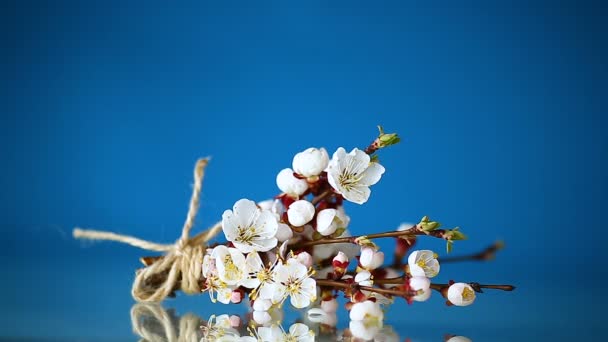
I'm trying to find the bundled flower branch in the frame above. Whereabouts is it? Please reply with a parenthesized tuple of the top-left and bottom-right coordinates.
(131, 303, 473, 342)
(74, 127, 514, 340)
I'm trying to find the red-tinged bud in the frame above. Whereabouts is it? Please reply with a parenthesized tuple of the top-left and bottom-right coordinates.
(279, 194, 296, 209)
(332, 251, 349, 277)
(352, 290, 368, 303)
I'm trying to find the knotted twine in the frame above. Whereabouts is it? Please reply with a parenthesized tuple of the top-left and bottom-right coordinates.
(131, 303, 202, 342)
(73, 158, 222, 302)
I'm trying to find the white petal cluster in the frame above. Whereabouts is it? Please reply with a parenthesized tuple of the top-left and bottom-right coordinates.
(240, 251, 277, 300)
(222, 199, 278, 253)
(316, 207, 350, 236)
(326, 147, 385, 204)
(447, 282, 476, 306)
(201, 314, 250, 342)
(359, 247, 384, 270)
(409, 276, 431, 302)
(349, 300, 384, 340)
(287, 200, 315, 227)
(256, 323, 315, 342)
(293, 147, 329, 178)
(408, 250, 440, 278)
(272, 257, 317, 308)
(276, 168, 308, 197)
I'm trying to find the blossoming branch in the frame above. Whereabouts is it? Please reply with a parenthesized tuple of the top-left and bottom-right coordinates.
(74, 126, 514, 341)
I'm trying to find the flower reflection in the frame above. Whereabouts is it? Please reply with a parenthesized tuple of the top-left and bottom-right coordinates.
(130, 303, 472, 342)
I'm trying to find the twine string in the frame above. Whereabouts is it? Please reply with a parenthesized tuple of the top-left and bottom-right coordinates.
(130, 303, 202, 342)
(73, 158, 222, 302)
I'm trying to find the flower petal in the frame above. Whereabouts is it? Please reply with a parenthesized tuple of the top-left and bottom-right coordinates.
(254, 210, 279, 238)
(342, 185, 371, 204)
(359, 162, 385, 186)
(290, 292, 311, 308)
(232, 198, 259, 228)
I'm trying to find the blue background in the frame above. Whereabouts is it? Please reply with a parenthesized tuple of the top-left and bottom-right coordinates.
(2, 0, 606, 340)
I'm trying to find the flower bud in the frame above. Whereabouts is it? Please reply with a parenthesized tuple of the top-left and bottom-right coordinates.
(229, 315, 241, 328)
(292, 147, 329, 178)
(316, 208, 338, 236)
(287, 200, 315, 227)
(276, 168, 308, 197)
(275, 223, 293, 242)
(359, 247, 384, 270)
(447, 282, 476, 306)
(332, 251, 349, 277)
(409, 276, 431, 302)
(296, 251, 313, 268)
(230, 289, 243, 304)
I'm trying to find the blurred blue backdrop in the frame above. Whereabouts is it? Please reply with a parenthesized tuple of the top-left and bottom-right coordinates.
(2, 0, 606, 340)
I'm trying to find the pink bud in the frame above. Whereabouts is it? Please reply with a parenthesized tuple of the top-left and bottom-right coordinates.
(229, 315, 241, 327)
(230, 290, 243, 304)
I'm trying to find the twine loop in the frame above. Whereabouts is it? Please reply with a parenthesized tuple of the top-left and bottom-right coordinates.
(131, 303, 202, 342)
(73, 158, 222, 302)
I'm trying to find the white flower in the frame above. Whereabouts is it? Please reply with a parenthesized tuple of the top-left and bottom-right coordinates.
(202, 314, 240, 341)
(272, 258, 317, 308)
(447, 282, 476, 306)
(292, 147, 329, 178)
(276, 168, 308, 197)
(446, 337, 472, 342)
(316, 207, 349, 236)
(240, 251, 277, 300)
(203, 276, 234, 304)
(256, 323, 315, 342)
(409, 276, 431, 302)
(349, 300, 384, 340)
(408, 250, 440, 278)
(359, 247, 384, 270)
(211, 245, 247, 286)
(287, 200, 315, 227)
(222, 198, 278, 253)
(326, 147, 385, 204)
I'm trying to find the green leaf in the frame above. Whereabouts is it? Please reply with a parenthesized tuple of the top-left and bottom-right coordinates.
(449, 229, 467, 241)
(376, 125, 401, 148)
(418, 215, 441, 232)
(446, 240, 453, 253)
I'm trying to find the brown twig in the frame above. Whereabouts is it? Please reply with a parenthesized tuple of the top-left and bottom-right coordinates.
(293, 225, 448, 248)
